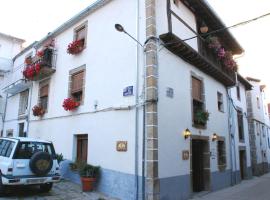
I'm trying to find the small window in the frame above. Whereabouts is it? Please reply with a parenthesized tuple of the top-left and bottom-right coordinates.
(256, 122, 260, 136)
(74, 23, 87, 48)
(217, 92, 224, 112)
(18, 123, 25, 137)
(192, 76, 206, 127)
(18, 90, 29, 115)
(257, 97, 260, 109)
(217, 140, 226, 171)
(236, 85, 241, 101)
(237, 110, 244, 141)
(39, 80, 50, 111)
(70, 69, 85, 103)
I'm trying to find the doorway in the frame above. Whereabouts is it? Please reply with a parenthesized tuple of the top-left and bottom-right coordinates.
(239, 149, 247, 180)
(191, 138, 210, 192)
(76, 134, 88, 162)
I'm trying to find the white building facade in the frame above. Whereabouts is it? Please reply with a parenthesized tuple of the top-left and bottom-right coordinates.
(1, 0, 251, 199)
(246, 77, 270, 176)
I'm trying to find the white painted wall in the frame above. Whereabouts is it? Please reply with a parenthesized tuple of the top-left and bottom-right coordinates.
(25, 0, 146, 175)
(0, 35, 23, 60)
(229, 82, 252, 172)
(158, 48, 231, 178)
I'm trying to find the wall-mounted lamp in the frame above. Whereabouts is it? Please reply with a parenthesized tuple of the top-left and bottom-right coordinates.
(212, 133, 218, 141)
(200, 21, 208, 34)
(183, 128, 191, 140)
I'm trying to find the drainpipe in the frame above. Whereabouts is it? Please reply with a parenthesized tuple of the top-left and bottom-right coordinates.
(144, 0, 160, 199)
(227, 89, 237, 185)
(26, 82, 33, 136)
(1, 93, 9, 136)
(134, 0, 140, 199)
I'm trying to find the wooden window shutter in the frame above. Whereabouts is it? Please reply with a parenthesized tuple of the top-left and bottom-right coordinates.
(71, 71, 84, 93)
(192, 77, 202, 101)
(40, 85, 49, 97)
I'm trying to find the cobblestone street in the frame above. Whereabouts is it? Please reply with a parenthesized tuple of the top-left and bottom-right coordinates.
(0, 180, 119, 200)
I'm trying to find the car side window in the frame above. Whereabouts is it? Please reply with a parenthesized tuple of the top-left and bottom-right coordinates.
(6, 142, 15, 157)
(0, 140, 15, 157)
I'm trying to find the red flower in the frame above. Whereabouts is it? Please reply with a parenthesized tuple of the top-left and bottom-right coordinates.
(23, 63, 42, 80)
(67, 39, 84, 55)
(36, 50, 44, 57)
(32, 105, 45, 116)
(62, 98, 80, 111)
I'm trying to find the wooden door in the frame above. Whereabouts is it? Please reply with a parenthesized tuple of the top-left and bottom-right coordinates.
(77, 135, 88, 162)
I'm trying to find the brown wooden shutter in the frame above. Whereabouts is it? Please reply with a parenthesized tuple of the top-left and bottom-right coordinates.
(192, 77, 202, 101)
(71, 71, 84, 93)
(40, 85, 49, 97)
(77, 135, 88, 162)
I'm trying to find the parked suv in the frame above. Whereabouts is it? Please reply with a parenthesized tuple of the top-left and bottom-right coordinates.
(0, 137, 61, 195)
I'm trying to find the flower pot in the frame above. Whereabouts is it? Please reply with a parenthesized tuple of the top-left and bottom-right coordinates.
(81, 177, 96, 192)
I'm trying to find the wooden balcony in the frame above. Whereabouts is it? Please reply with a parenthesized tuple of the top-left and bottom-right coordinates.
(160, 32, 236, 87)
(31, 48, 56, 81)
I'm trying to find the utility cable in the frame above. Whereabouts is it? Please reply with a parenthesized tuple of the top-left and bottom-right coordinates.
(160, 12, 270, 50)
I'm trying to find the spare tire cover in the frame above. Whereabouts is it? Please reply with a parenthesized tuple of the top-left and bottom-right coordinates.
(29, 151, 53, 176)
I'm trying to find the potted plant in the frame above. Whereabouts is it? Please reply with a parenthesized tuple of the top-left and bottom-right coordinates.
(78, 162, 100, 192)
(32, 105, 45, 117)
(62, 98, 80, 111)
(194, 109, 210, 126)
(23, 63, 41, 80)
(67, 39, 84, 55)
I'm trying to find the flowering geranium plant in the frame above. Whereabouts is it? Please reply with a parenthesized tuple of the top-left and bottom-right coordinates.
(62, 98, 80, 111)
(206, 36, 237, 71)
(32, 105, 45, 117)
(36, 50, 44, 58)
(67, 39, 84, 55)
(23, 63, 41, 80)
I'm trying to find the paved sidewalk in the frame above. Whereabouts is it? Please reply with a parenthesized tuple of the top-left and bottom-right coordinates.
(191, 173, 270, 200)
(0, 180, 119, 200)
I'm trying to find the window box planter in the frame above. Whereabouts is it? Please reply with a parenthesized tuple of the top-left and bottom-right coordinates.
(62, 98, 80, 111)
(32, 105, 45, 117)
(67, 39, 84, 55)
(194, 110, 210, 126)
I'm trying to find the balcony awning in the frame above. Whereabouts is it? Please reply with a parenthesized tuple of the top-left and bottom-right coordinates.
(3, 79, 31, 95)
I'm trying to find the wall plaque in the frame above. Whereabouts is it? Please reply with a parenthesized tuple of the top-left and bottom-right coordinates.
(182, 150, 189, 160)
(116, 141, 128, 152)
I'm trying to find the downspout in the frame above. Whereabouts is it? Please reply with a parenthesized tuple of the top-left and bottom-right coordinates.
(227, 73, 238, 185)
(227, 88, 237, 185)
(26, 82, 33, 136)
(1, 93, 9, 136)
(134, 0, 140, 199)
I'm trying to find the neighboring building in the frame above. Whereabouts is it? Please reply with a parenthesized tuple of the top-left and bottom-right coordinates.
(227, 74, 253, 183)
(246, 77, 270, 176)
(1, 0, 248, 199)
(0, 32, 25, 137)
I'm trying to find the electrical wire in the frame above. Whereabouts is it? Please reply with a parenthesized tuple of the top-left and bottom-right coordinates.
(159, 12, 270, 50)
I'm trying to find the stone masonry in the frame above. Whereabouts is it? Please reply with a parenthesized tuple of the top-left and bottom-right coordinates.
(145, 0, 160, 199)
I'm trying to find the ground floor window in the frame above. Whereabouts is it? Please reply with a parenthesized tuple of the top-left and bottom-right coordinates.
(18, 123, 26, 137)
(217, 139, 226, 171)
(76, 134, 88, 162)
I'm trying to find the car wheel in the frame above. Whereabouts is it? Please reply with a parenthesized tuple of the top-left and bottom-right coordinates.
(39, 183, 53, 193)
(0, 175, 6, 196)
(29, 151, 53, 176)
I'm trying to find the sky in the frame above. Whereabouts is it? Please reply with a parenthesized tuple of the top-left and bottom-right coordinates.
(0, 0, 270, 101)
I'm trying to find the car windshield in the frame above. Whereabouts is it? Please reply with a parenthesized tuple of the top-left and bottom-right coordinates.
(14, 142, 56, 159)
